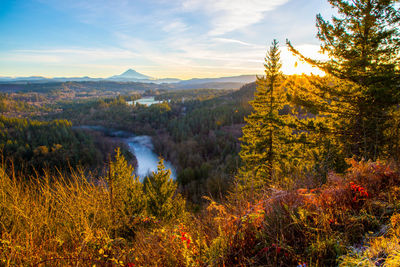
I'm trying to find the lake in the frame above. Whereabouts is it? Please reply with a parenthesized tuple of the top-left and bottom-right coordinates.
(127, 97, 163, 106)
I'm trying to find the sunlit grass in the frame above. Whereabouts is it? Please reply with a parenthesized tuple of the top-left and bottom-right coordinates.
(0, 159, 399, 266)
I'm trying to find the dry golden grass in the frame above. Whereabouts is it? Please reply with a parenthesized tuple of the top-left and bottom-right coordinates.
(0, 166, 113, 265)
(1, 159, 399, 266)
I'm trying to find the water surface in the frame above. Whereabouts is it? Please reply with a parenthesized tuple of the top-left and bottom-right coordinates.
(75, 125, 175, 180)
(127, 97, 163, 106)
(125, 135, 176, 180)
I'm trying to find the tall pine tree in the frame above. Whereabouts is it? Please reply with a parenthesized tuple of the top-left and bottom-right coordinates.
(239, 40, 300, 188)
(287, 0, 400, 160)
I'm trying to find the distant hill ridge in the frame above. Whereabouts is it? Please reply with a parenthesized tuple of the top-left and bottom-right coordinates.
(0, 69, 257, 89)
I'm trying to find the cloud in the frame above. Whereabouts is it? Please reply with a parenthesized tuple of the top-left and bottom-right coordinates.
(37, 0, 148, 30)
(112, 32, 267, 78)
(4, 0, 333, 78)
(213, 38, 259, 47)
(0, 47, 146, 77)
(5, 48, 140, 62)
(182, 0, 290, 35)
(161, 19, 189, 33)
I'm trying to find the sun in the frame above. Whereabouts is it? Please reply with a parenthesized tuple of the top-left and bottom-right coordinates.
(280, 45, 328, 76)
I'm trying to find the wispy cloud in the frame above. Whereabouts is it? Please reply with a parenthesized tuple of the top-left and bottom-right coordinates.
(0, 47, 145, 77)
(213, 38, 259, 47)
(40, 0, 289, 36)
(181, 0, 290, 35)
(4, 48, 140, 62)
(161, 19, 189, 33)
(2, 0, 333, 78)
(37, 0, 148, 30)
(113, 33, 267, 78)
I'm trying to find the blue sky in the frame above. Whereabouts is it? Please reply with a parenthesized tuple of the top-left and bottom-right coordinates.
(0, 0, 334, 79)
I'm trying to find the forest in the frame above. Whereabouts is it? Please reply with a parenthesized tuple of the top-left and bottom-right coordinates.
(1, 0, 400, 266)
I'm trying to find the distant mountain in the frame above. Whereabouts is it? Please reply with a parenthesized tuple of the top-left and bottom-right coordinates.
(106, 69, 182, 83)
(0, 76, 102, 83)
(152, 78, 181, 84)
(173, 75, 256, 89)
(52, 76, 103, 82)
(109, 69, 152, 81)
(0, 76, 48, 82)
(178, 75, 256, 85)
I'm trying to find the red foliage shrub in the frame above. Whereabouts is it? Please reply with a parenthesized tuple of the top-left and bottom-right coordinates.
(346, 159, 400, 197)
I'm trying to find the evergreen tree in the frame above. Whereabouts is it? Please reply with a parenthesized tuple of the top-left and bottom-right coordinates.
(107, 148, 146, 234)
(145, 158, 185, 220)
(239, 40, 299, 188)
(287, 0, 400, 160)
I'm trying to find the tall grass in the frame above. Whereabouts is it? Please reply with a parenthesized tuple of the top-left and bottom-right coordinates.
(0, 166, 113, 265)
(1, 159, 399, 266)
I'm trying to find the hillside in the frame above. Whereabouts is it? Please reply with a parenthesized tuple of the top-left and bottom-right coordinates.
(1, 0, 400, 266)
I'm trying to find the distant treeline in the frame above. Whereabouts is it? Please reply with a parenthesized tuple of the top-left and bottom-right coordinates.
(0, 115, 131, 174)
(0, 93, 48, 114)
(0, 80, 248, 95)
(0, 81, 174, 94)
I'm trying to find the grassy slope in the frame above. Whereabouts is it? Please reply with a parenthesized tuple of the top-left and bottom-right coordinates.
(1, 159, 399, 266)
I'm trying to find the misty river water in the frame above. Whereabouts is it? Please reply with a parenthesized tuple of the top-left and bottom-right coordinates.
(76, 125, 176, 180)
(124, 135, 176, 179)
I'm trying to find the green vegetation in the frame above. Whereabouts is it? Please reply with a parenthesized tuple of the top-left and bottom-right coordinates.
(0, 149, 187, 265)
(239, 40, 303, 189)
(0, 93, 49, 116)
(156, 88, 233, 102)
(0, 116, 103, 173)
(0, 81, 171, 94)
(107, 148, 147, 237)
(287, 0, 400, 161)
(47, 87, 253, 202)
(145, 159, 186, 221)
(1, 0, 399, 266)
(1, 153, 399, 265)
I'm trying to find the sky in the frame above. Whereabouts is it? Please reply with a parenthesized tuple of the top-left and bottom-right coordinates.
(0, 0, 334, 79)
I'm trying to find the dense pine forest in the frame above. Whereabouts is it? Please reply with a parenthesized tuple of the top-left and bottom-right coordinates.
(1, 0, 400, 266)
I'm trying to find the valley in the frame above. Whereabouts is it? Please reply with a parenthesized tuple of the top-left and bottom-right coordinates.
(1, 0, 400, 265)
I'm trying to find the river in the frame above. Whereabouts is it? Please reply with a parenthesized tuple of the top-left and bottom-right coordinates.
(124, 135, 176, 179)
(76, 125, 176, 180)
